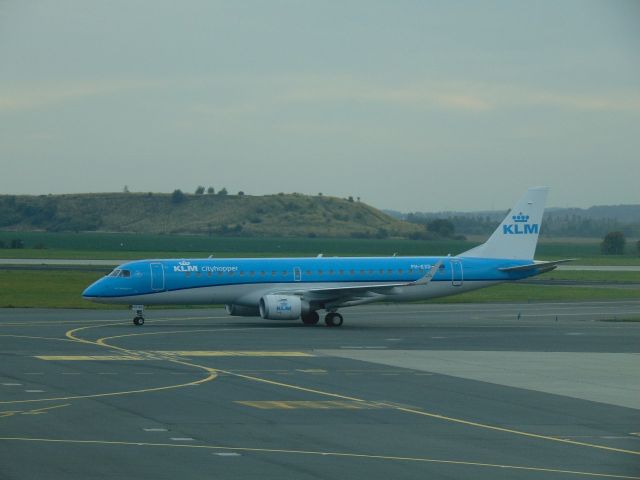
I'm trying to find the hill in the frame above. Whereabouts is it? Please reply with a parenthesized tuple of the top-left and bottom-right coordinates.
(0, 192, 423, 239)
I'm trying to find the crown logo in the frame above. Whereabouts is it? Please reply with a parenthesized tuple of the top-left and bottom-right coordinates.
(512, 212, 529, 223)
(179, 260, 191, 266)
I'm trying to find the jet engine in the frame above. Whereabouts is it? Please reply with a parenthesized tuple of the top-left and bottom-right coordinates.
(259, 295, 303, 320)
(225, 304, 261, 317)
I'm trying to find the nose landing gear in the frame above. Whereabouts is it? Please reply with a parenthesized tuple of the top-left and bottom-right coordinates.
(131, 305, 145, 326)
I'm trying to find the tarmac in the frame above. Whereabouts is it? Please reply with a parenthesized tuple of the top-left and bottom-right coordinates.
(1, 301, 639, 479)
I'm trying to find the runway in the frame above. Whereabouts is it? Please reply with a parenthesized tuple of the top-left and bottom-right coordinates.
(1, 302, 639, 479)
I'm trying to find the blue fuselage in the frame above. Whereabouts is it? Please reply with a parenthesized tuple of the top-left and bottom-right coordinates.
(82, 256, 535, 307)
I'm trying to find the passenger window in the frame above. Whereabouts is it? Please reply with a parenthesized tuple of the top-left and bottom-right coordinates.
(239, 271, 244, 276)
(369, 269, 373, 275)
(349, 269, 355, 275)
(282, 270, 288, 276)
(228, 271, 234, 276)
(217, 271, 223, 276)
(196, 272, 201, 277)
(329, 269, 334, 275)
(185, 272, 191, 277)
(318, 270, 323, 275)
(398, 269, 403, 274)
(207, 271, 212, 277)
(360, 269, 365, 275)
(250, 271, 255, 276)
(271, 271, 276, 276)
(339, 269, 344, 275)
(379, 269, 384, 274)
(260, 271, 266, 276)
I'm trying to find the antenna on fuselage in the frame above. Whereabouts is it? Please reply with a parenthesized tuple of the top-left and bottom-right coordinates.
(317, 253, 323, 258)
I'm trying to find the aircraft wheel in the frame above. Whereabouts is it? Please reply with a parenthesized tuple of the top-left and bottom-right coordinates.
(133, 316, 144, 326)
(301, 311, 320, 325)
(324, 312, 343, 327)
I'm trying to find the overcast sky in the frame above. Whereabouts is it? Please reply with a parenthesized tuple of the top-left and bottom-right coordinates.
(0, 0, 638, 212)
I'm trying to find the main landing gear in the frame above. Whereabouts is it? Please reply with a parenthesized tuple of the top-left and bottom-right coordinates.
(300, 310, 344, 327)
(301, 311, 320, 325)
(131, 305, 145, 326)
(324, 312, 343, 327)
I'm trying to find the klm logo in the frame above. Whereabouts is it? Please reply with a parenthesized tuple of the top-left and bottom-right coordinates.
(502, 213, 539, 235)
(276, 299, 292, 312)
(173, 260, 198, 273)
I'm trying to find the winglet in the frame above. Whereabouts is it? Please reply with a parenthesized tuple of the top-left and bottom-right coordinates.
(412, 261, 442, 285)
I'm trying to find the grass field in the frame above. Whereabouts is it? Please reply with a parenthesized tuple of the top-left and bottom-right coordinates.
(1, 231, 639, 265)
(1, 269, 638, 309)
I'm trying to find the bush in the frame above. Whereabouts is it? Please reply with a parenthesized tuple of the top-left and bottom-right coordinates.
(600, 231, 625, 255)
(195, 186, 205, 195)
(171, 189, 186, 204)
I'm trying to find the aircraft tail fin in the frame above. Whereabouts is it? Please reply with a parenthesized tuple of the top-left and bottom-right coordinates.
(459, 187, 549, 260)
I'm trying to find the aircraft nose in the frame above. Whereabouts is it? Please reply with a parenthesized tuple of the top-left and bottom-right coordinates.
(82, 281, 103, 300)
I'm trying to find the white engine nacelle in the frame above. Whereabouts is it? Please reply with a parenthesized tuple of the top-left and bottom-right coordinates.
(225, 304, 261, 317)
(259, 295, 302, 320)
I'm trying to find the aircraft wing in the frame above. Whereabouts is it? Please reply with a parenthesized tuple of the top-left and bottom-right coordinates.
(498, 259, 575, 273)
(273, 261, 441, 305)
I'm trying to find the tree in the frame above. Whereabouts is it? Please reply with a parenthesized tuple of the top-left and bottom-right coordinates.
(195, 186, 205, 195)
(600, 231, 626, 255)
(218, 187, 228, 196)
(123, 185, 130, 193)
(237, 191, 245, 196)
(347, 196, 354, 202)
(427, 219, 456, 238)
(207, 186, 215, 194)
(636, 240, 640, 256)
(171, 189, 186, 204)
(10, 238, 24, 249)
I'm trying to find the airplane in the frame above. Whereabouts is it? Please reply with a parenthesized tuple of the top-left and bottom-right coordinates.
(82, 187, 570, 327)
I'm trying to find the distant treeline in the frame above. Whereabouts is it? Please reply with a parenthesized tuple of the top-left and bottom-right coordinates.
(397, 205, 640, 239)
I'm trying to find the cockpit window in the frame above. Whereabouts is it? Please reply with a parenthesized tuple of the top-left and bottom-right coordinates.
(108, 269, 131, 278)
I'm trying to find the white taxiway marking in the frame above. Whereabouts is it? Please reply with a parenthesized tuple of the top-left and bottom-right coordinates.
(213, 453, 241, 457)
(25, 390, 44, 393)
(2, 383, 22, 386)
(143, 428, 168, 432)
(170, 437, 195, 442)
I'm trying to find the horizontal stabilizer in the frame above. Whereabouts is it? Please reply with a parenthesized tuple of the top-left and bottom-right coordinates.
(498, 259, 575, 273)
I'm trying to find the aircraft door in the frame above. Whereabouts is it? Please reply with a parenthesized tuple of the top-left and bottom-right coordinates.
(150, 263, 165, 290)
(294, 267, 302, 282)
(450, 258, 463, 287)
